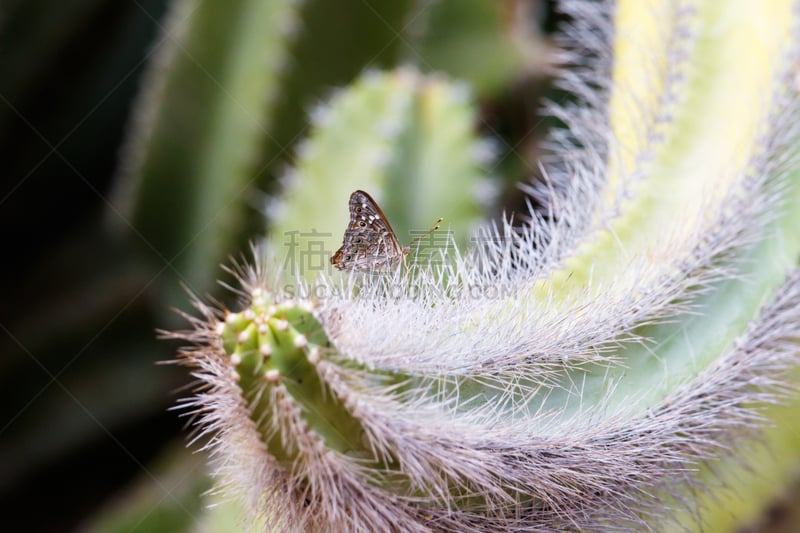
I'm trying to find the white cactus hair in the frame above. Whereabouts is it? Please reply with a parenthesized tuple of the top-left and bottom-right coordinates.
(170, 0, 800, 531)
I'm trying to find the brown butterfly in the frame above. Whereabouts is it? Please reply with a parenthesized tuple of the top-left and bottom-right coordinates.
(331, 190, 441, 272)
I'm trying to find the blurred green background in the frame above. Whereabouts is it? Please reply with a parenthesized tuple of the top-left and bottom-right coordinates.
(0, 1, 556, 530)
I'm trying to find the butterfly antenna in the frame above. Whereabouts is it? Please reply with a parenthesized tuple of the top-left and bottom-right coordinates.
(408, 217, 444, 249)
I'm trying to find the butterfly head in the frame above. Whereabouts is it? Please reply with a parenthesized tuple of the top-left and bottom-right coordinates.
(330, 249, 345, 268)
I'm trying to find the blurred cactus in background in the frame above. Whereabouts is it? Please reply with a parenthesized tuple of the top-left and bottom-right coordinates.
(2, 0, 800, 531)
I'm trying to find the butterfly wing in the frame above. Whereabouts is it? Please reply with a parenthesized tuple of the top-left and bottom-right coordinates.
(331, 190, 406, 271)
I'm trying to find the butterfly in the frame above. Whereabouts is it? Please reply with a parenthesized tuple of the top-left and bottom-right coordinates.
(331, 190, 441, 272)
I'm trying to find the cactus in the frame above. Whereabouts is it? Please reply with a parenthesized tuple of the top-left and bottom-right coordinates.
(0, 0, 541, 530)
(164, 0, 800, 531)
(267, 67, 491, 281)
(113, 0, 302, 312)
